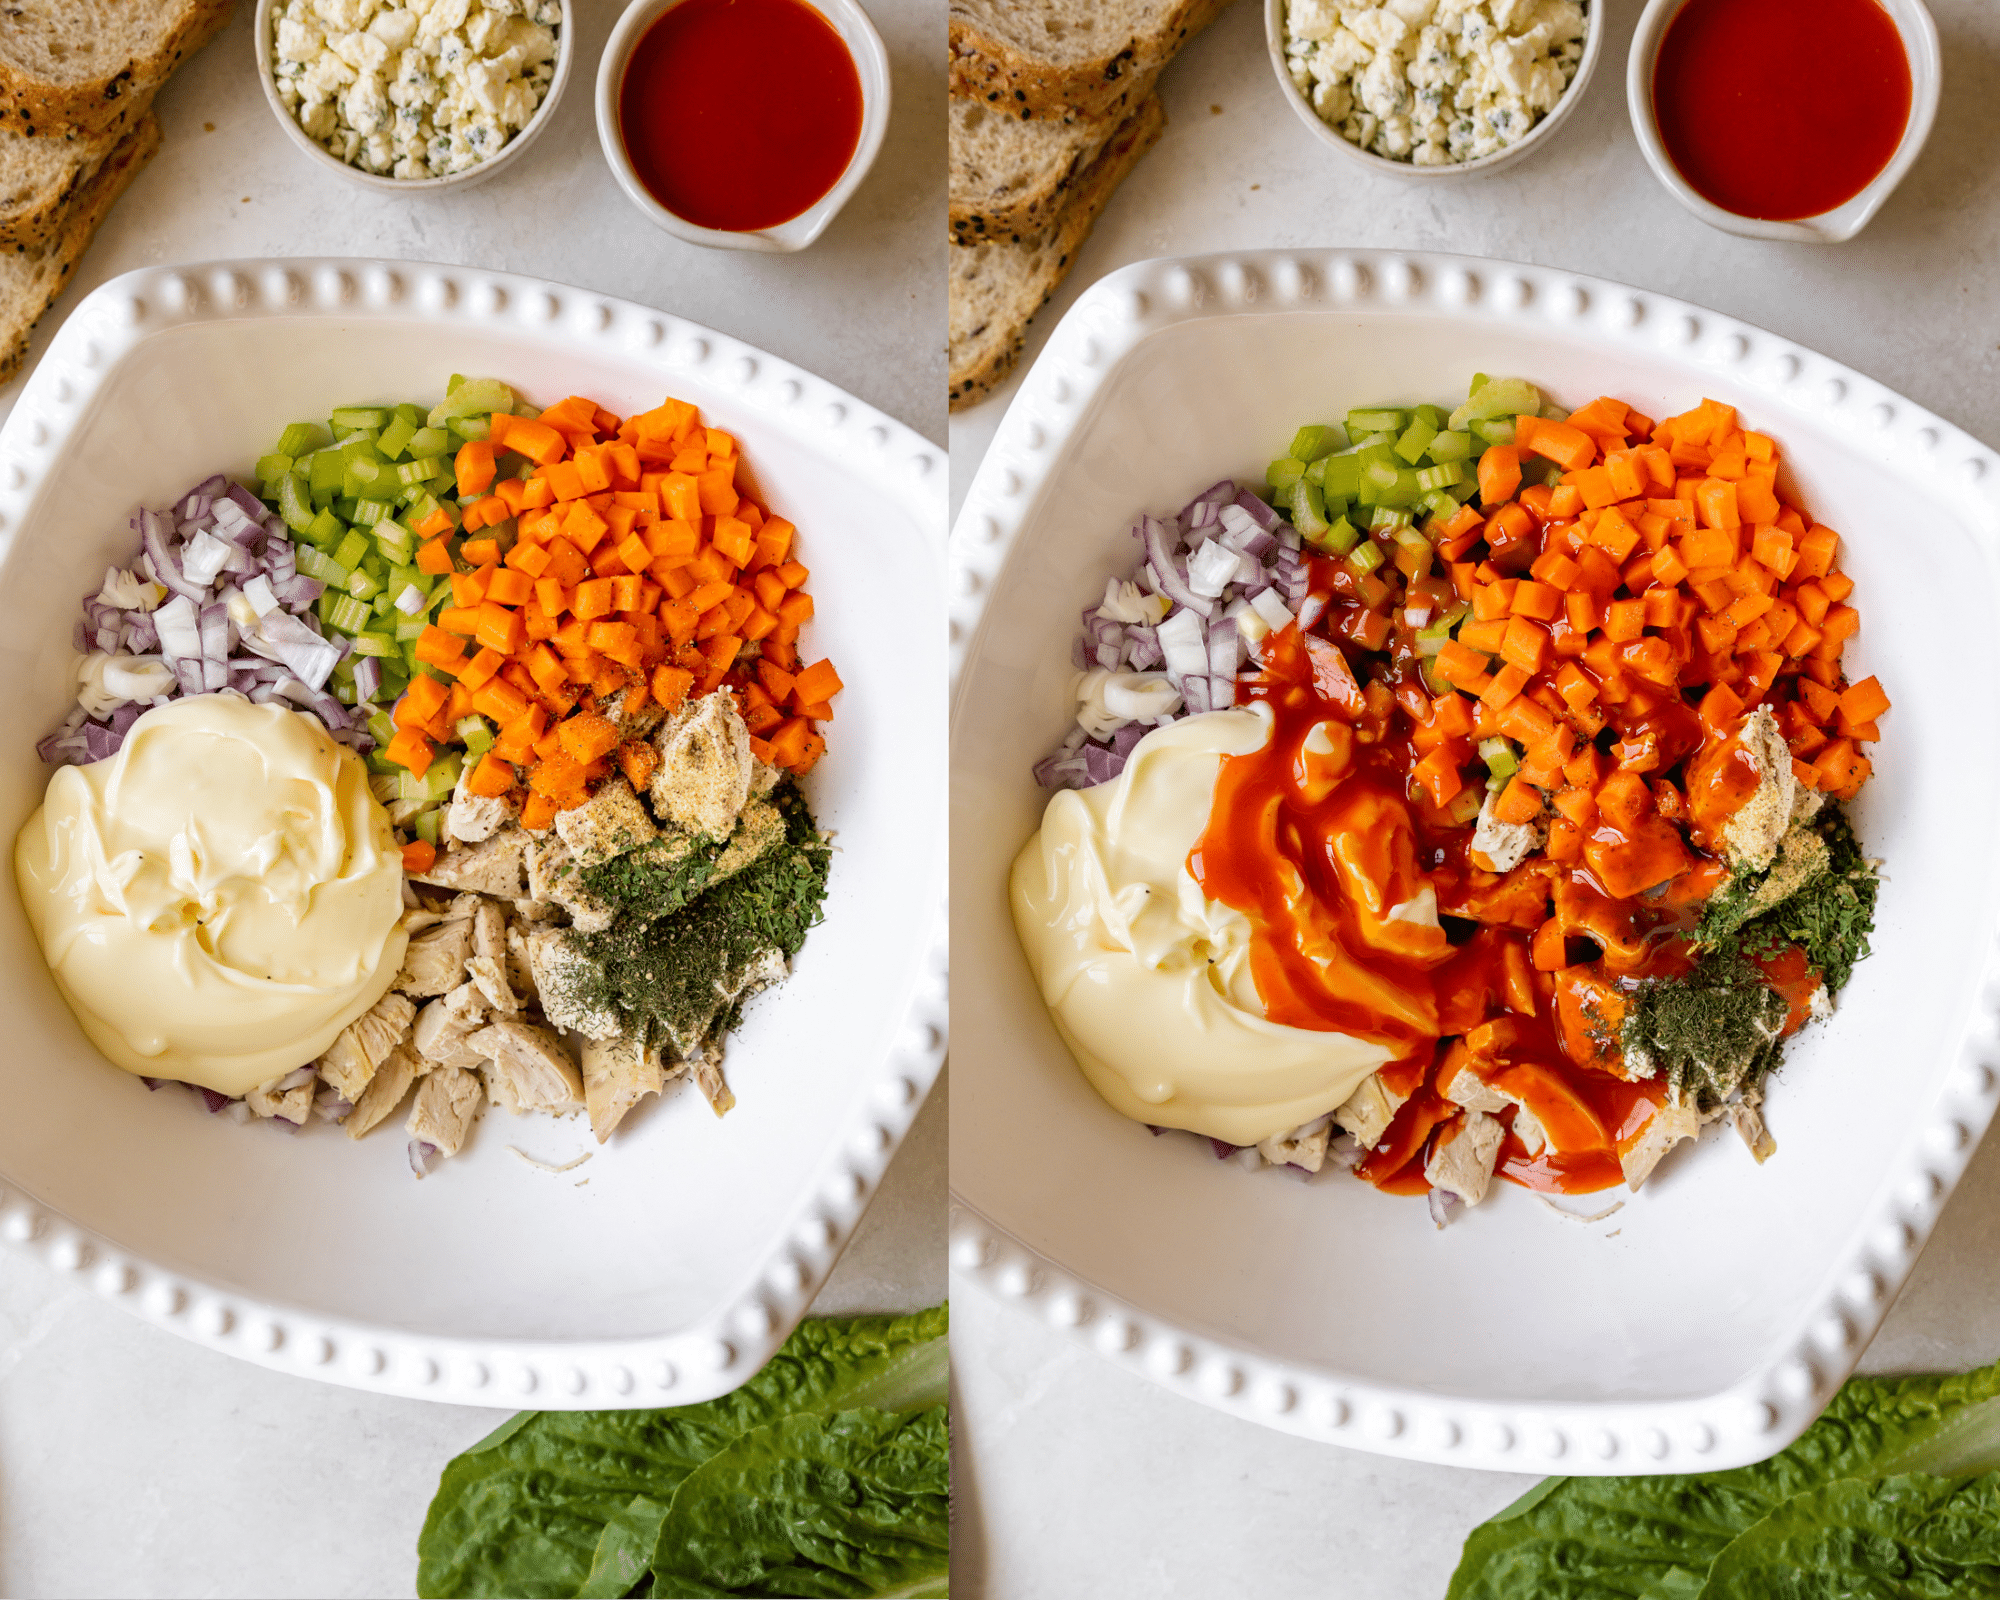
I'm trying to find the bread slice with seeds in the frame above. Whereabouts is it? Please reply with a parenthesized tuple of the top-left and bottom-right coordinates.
(0, 0, 233, 143)
(948, 0, 1232, 124)
(948, 90, 1164, 412)
(948, 78, 1155, 245)
(0, 110, 160, 383)
(0, 104, 150, 250)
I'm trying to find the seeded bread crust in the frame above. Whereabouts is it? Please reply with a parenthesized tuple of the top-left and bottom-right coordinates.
(0, 0, 232, 142)
(948, 0, 1232, 123)
(0, 110, 160, 383)
(0, 99, 152, 251)
(948, 75, 1156, 245)
(948, 91, 1164, 412)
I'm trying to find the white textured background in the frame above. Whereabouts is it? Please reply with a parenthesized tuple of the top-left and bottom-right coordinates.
(0, 0, 944, 1594)
(948, 0, 2000, 1594)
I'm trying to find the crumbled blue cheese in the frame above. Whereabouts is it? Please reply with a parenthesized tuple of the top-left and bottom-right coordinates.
(1283, 0, 1587, 166)
(272, 0, 560, 179)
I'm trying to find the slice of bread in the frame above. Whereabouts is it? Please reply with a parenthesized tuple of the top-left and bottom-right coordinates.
(949, 78, 1155, 245)
(0, 0, 232, 142)
(0, 110, 160, 383)
(949, 0, 1232, 123)
(0, 98, 153, 251)
(948, 91, 1164, 412)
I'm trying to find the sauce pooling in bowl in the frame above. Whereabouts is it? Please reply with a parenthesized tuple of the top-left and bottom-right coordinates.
(619, 0, 864, 233)
(1653, 0, 1912, 222)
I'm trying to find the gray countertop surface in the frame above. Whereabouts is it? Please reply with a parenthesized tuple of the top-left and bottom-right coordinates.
(948, 0, 2000, 1593)
(0, 0, 944, 1593)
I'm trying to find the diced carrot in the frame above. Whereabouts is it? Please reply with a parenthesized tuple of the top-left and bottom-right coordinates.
(1477, 447, 1522, 506)
(414, 627, 467, 670)
(558, 712, 620, 763)
(416, 538, 455, 576)
(454, 439, 497, 498)
(1838, 675, 1890, 724)
(1516, 415, 1596, 472)
(792, 658, 843, 704)
(651, 665, 695, 711)
(486, 567, 534, 606)
(401, 839, 437, 874)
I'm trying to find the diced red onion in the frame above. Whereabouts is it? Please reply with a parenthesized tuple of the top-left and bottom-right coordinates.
(409, 1139, 441, 1178)
(353, 655, 383, 702)
(198, 1087, 232, 1114)
(1141, 516, 1212, 619)
(1429, 1188, 1464, 1229)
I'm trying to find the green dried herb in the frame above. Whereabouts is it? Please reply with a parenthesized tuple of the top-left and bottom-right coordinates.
(1700, 802, 1879, 994)
(578, 830, 727, 923)
(1621, 952, 1786, 1109)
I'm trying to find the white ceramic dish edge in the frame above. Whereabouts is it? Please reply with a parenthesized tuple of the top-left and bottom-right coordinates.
(593, 0, 892, 254)
(1625, 0, 1941, 244)
(254, 0, 576, 196)
(947, 247, 2000, 1473)
(0, 257, 948, 1407)
(1262, 0, 1604, 180)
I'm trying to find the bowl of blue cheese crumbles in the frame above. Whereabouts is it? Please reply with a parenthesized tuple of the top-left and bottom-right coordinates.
(259, 0, 569, 189)
(1268, 0, 1597, 173)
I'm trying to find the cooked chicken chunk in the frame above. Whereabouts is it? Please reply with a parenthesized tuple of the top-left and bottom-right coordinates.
(652, 691, 752, 840)
(1333, 1071, 1409, 1151)
(411, 981, 488, 1069)
(505, 924, 539, 1004)
(1440, 1057, 1548, 1155)
(1424, 1111, 1505, 1206)
(749, 758, 784, 800)
(687, 1046, 736, 1117)
(414, 830, 531, 899)
(581, 1035, 666, 1142)
(600, 683, 667, 743)
(710, 797, 786, 885)
(445, 759, 517, 844)
(525, 834, 614, 932)
(394, 917, 474, 998)
(247, 1069, 316, 1124)
(1258, 1115, 1332, 1172)
(1729, 1086, 1777, 1165)
(467, 954, 520, 1015)
(526, 928, 622, 1040)
(1470, 783, 1545, 873)
(346, 1042, 422, 1138)
(467, 1020, 583, 1114)
(554, 777, 658, 869)
(315, 991, 416, 1102)
(407, 1064, 482, 1158)
(1721, 705, 1797, 872)
(1621, 1099, 1701, 1189)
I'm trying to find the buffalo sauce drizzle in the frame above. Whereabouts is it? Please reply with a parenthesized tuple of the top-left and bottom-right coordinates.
(1185, 616, 1742, 1198)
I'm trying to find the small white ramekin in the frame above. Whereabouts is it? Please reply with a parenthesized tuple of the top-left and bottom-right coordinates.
(254, 0, 575, 194)
(1263, 0, 1604, 179)
(1627, 0, 1940, 243)
(594, 0, 890, 254)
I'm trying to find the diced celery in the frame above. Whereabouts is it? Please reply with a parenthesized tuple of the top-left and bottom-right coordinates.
(1347, 408, 1407, 436)
(1288, 424, 1344, 463)
(277, 421, 327, 457)
(1414, 404, 1446, 430)
(374, 592, 398, 617)
(450, 416, 492, 442)
(1427, 429, 1474, 464)
(1421, 488, 1462, 522)
(1268, 458, 1306, 494)
(428, 377, 514, 428)
(1364, 456, 1401, 491)
(1353, 431, 1397, 450)
(354, 497, 396, 525)
(1469, 373, 1492, 398)
(365, 751, 402, 777)
(375, 523, 415, 565)
(1470, 418, 1518, 447)
(331, 407, 391, 431)
(333, 680, 361, 705)
(1287, 477, 1329, 541)
(256, 452, 293, 484)
(1348, 539, 1386, 575)
(1448, 479, 1481, 504)
(1370, 504, 1414, 531)
(388, 563, 425, 596)
(407, 425, 451, 459)
(352, 630, 399, 657)
(412, 807, 443, 846)
(423, 751, 462, 799)
(394, 612, 431, 643)
(513, 402, 542, 422)
(1378, 467, 1424, 507)
(447, 375, 467, 395)
(1395, 418, 1438, 464)
(457, 715, 494, 755)
(1319, 453, 1363, 499)
(1528, 456, 1564, 488)
(306, 507, 345, 548)
(332, 528, 371, 571)
(324, 592, 374, 634)
(1415, 617, 1455, 657)
(397, 457, 444, 487)
(307, 449, 347, 497)
(1320, 515, 1360, 555)
(1540, 401, 1572, 423)
(277, 472, 316, 533)
(1449, 377, 1542, 432)
(377, 414, 418, 460)
(395, 402, 426, 427)
(347, 567, 384, 601)
(1392, 526, 1432, 573)
(1416, 460, 1466, 492)
(367, 710, 397, 746)
(1480, 737, 1519, 785)
(295, 544, 350, 584)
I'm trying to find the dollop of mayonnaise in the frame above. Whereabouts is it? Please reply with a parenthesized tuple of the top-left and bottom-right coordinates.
(15, 695, 409, 1097)
(1010, 704, 1390, 1147)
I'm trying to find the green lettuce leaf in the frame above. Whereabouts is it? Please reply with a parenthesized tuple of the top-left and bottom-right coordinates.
(646, 1406, 951, 1598)
(416, 1306, 948, 1599)
(1699, 1473, 2000, 1597)
(1447, 1360, 2000, 1600)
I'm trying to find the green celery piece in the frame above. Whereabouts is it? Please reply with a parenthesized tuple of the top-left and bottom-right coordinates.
(325, 593, 373, 634)
(1471, 417, 1518, 447)
(1428, 429, 1474, 464)
(1414, 615, 1455, 656)
(451, 415, 492, 442)
(332, 680, 360, 706)
(412, 807, 442, 846)
(1287, 477, 1329, 541)
(1479, 737, 1518, 782)
(1468, 372, 1492, 397)
(416, 1307, 948, 1600)
(404, 489, 442, 524)
(352, 631, 398, 658)
(1319, 515, 1360, 555)
(332, 527, 371, 571)
(406, 425, 451, 458)
(331, 406, 390, 431)
(1320, 453, 1364, 500)
(1347, 407, 1407, 435)
(1421, 488, 1463, 522)
(394, 613, 431, 643)
(372, 592, 398, 618)
(375, 524, 416, 565)
(255, 452, 293, 484)
(1354, 473, 1382, 508)
(422, 751, 463, 800)
(1395, 417, 1439, 464)
(1356, 440, 1399, 474)
(1288, 424, 1345, 463)
(276, 421, 327, 457)
(512, 401, 543, 421)
(1302, 457, 1328, 489)
(427, 377, 514, 428)
(457, 715, 494, 755)
(366, 709, 397, 746)
(446, 374, 466, 395)
(394, 402, 426, 427)
(306, 507, 345, 548)
(364, 751, 401, 777)
(1353, 430, 1397, 450)
(1446, 1360, 2000, 1600)
(1268, 458, 1306, 494)
(1540, 400, 1573, 423)
(1449, 376, 1543, 432)
(1380, 468, 1424, 507)
(346, 567, 383, 602)
(294, 544, 350, 585)
(1370, 504, 1414, 531)
(307, 449, 346, 497)
(1447, 478, 1481, 504)
(398, 456, 445, 488)
(387, 562, 426, 596)
(1348, 539, 1385, 575)
(353, 497, 396, 524)
(1414, 403, 1446, 430)
(1417, 460, 1467, 492)
(333, 496, 361, 523)
(394, 767, 431, 801)
(377, 414, 418, 460)
(277, 475, 316, 532)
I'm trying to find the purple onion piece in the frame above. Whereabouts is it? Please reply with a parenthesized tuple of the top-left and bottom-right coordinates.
(1233, 489, 1282, 532)
(109, 704, 142, 735)
(353, 656, 382, 702)
(198, 1087, 232, 1114)
(409, 1139, 440, 1179)
(1111, 723, 1146, 757)
(1209, 1138, 1240, 1160)
(1429, 1189, 1463, 1229)
(1141, 516, 1212, 618)
(82, 722, 122, 762)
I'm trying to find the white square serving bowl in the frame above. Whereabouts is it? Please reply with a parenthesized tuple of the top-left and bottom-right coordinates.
(0, 259, 947, 1407)
(949, 249, 2000, 1474)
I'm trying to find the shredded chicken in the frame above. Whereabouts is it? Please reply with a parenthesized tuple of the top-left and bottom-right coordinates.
(316, 991, 416, 1102)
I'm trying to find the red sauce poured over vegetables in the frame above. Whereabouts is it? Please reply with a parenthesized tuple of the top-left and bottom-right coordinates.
(619, 0, 863, 233)
(1653, 0, 1911, 222)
